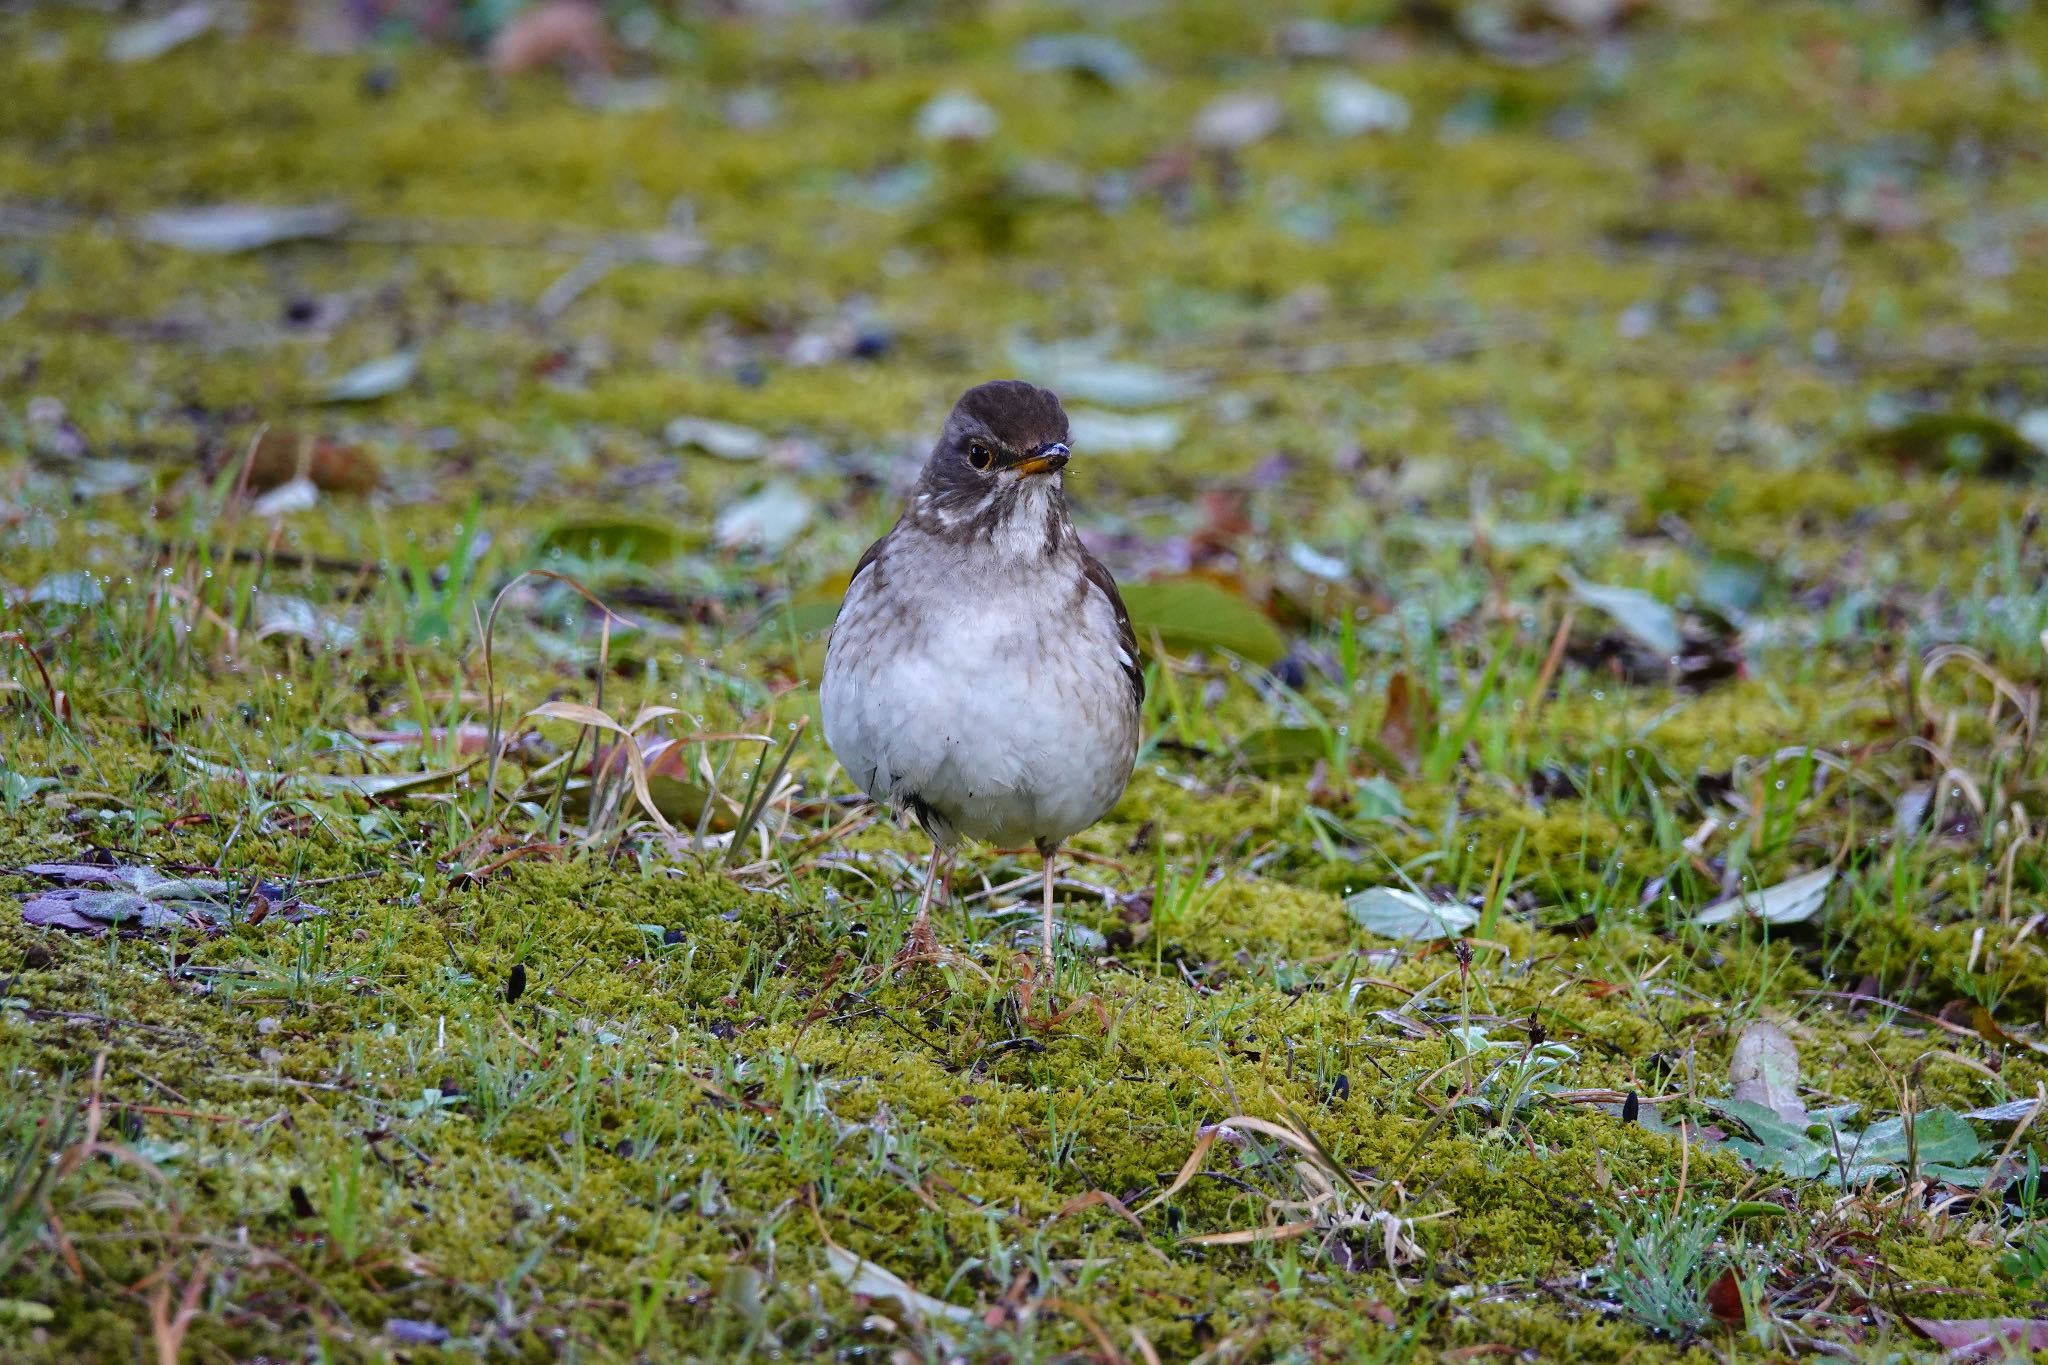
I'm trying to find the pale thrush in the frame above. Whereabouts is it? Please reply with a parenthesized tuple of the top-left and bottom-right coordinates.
(821, 380, 1143, 975)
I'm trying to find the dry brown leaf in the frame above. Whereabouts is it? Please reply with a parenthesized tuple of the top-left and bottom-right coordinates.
(1972, 1005, 2015, 1048)
(1183, 1220, 1317, 1246)
(1377, 671, 1434, 772)
(1134, 1126, 1219, 1214)
(235, 430, 379, 495)
(526, 701, 685, 835)
(1049, 1190, 1146, 1234)
(1705, 1267, 1745, 1327)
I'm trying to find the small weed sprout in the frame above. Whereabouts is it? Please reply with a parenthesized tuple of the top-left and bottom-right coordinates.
(1440, 1025, 1579, 1130)
(1598, 1199, 1736, 1339)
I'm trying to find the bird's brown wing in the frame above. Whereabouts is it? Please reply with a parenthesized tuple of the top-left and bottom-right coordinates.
(851, 530, 889, 584)
(835, 530, 891, 622)
(1079, 549, 1145, 707)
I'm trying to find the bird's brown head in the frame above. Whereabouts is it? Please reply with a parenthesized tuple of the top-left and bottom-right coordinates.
(918, 381, 1072, 520)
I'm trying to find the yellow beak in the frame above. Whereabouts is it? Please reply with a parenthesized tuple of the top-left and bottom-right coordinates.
(1008, 443, 1071, 478)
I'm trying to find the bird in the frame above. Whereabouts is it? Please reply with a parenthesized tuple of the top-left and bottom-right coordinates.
(821, 380, 1144, 978)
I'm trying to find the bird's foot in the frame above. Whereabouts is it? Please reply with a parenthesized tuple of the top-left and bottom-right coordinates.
(896, 914, 940, 967)
(881, 927, 993, 985)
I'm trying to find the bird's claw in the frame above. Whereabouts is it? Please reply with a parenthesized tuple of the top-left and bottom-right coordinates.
(895, 914, 939, 967)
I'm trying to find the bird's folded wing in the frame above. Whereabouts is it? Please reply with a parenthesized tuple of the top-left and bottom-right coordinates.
(1079, 550, 1144, 707)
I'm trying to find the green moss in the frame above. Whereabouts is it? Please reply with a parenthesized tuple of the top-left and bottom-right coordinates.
(6, 0, 2048, 1356)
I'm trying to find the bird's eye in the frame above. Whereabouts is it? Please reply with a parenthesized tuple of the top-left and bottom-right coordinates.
(967, 443, 992, 470)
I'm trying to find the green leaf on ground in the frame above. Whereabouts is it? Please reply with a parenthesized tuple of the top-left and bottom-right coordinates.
(1565, 571, 1682, 656)
(1346, 887, 1477, 941)
(1121, 577, 1287, 666)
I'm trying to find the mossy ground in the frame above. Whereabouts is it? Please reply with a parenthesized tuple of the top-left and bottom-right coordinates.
(4, 0, 2048, 1360)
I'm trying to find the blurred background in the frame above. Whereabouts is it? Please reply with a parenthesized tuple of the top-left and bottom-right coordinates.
(6, 0, 2043, 685)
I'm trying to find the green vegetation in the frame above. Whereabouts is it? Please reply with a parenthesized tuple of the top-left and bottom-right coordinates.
(3, 0, 2047, 1358)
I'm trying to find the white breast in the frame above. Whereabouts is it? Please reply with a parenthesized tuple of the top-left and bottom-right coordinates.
(821, 517, 1139, 850)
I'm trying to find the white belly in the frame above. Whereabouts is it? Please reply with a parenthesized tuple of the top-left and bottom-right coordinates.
(821, 535, 1138, 849)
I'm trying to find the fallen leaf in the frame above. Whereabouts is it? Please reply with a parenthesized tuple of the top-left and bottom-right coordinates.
(666, 415, 767, 461)
(489, 0, 615, 76)
(1194, 92, 1284, 149)
(251, 477, 319, 518)
(539, 514, 682, 565)
(1047, 1189, 1147, 1232)
(1906, 1318, 2048, 1356)
(307, 767, 478, 797)
(715, 482, 815, 552)
(1704, 1268, 1745, 1327)
(1353, 775, 1407, 821)
(306, 438, 380, 492)
(1184, 1220, 1317, 1246)
(106, 2, 216, 63)
(24, 888, 191, 932)
(1288, 540, 1348, 581)
(1015, 34, 1145, 88)
(1376, 671, 1435, 772)
(1695, 868, 1834, 927)
(1318, 77, 1410, 136)
(181, 754, 477, 799)
(1120, 576, 1287, 666)
(237, 430, 380, 494)
(1728, 1020, 1806, 1125)
(1895, 783, 1934, 837)
(1009, 341, 1197, 407)
(322, 350, 418, 403)
(73, 458, 146, 501)
(384, 1320, 450, 1347)
(1696, 553, 1768, 620)
(1961, 1098, 2047, 1124)
(1972, 1005, 2015, 1049)
(1565, 571, 1682, 658)
(26, 571, 103, 609)
(1234, 726, 1329, 774)
(1709, 1099, 1990, 1187)
(15, 862, 321, 934)
(135, 203, 350, 254)
(252, 595, 359, 651)
(1860, 414, 2041, 480)
(353, 724, 499, 754)
(1066, 408, 1183, 453)
(1346, 887, 1477, 941)
(915, 89, 998, 142)
(824, 1244, 975, 1324)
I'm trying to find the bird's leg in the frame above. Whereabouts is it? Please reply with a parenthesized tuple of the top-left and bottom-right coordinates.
(900, 842, 946, 963)
(1038, 840, 1060, 982)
